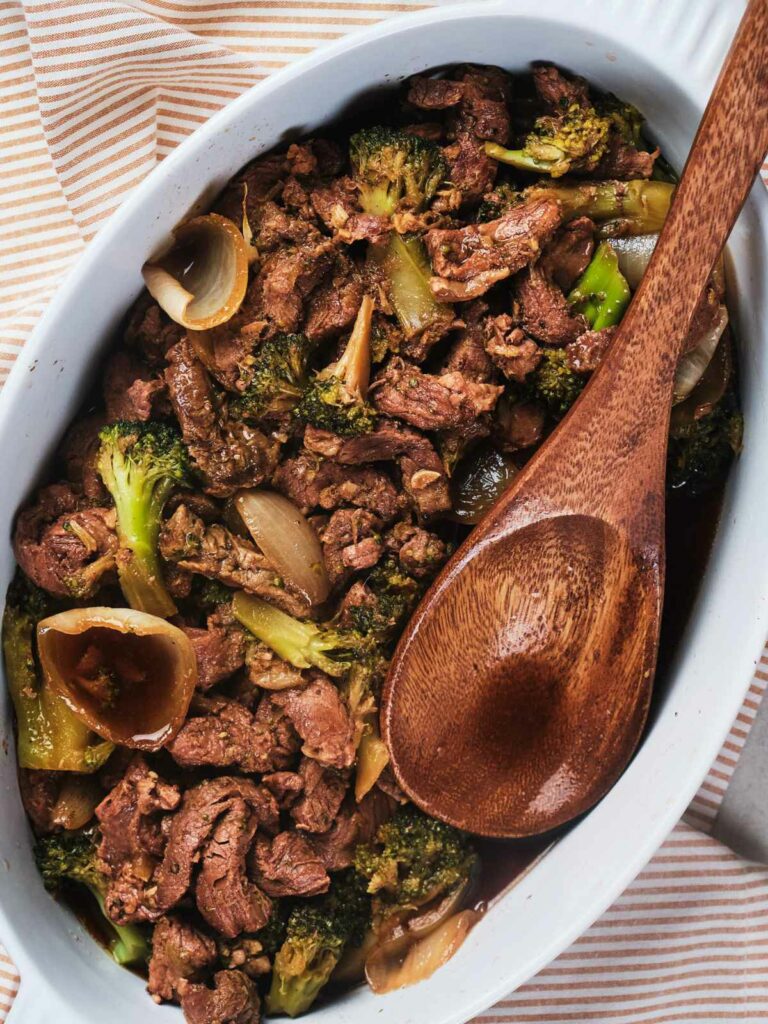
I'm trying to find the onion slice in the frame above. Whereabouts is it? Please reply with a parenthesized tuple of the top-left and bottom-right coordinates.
(38, 607, 197, 751)
(235, 490, 330, 607)
(673, 304, 729, 404)
(142, 213, 249, 330)
(610, 233, 658, 289)
(366, 910, 479, 994)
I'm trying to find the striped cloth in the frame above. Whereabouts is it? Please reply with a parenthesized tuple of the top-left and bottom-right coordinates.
(1, 1, 768, 1021)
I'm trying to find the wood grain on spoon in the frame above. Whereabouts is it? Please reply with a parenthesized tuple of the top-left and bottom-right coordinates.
(381, 0, 768, 838)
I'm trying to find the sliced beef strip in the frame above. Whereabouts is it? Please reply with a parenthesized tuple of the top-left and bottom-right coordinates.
(483, 314, 542, 382)
(539, 217, 595, 292)
(125, 297, 184, 367)
(590, 133, 657, 180)
(261, 771, 304, 809)
(13, 485, 117, 599)
(259, 237, 336, 332)
(532, 63, 590, 112)
(245, 644, 305, 691)
(372, 358, 503, 432)
(17, 769, 60, 835)
(182, 608, 247, 692)
(95, 755, 181, 924)
(438, 133, 498, 213)
(165, 338, 278, 497)
(59, 415, 108, 502)
(384, 522, 448, 579)
(441, 303, 495, 383)
(304, 254, 364, 341)
(273, 452, 404, 521)
(514, 262, 587, 346)
(273, 675, 356, 770)
(154, 777, 278, 914)
(167, 694, 300, 775)
(566, 326, 617, 373)
(195, 797, 272, 938)
(159, 504, 310, 618)
(148, 915, 217, 1004)
(310, 178, 390, 246)
(425, 198, 562, 301)
(103, 350, 167, 422)
(181, 969, 261, 1024)
(494, 398, 546, 451)
(407, 76, 466, 110)
(290, 757, 349, 834)
(251, 830, 330, 897)
(318, 508, 384, 585)
(453, 64, 511, 145)
(306, 789, 396, 871)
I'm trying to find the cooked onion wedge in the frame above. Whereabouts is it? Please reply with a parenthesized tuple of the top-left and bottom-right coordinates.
(235, 490, 330, 606)
(673, 303, 729, 404)
(142, 213, 249, 329)
(37, 607, 197, 751)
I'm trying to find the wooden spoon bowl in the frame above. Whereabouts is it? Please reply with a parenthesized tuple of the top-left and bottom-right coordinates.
(382, 0, 768, 838)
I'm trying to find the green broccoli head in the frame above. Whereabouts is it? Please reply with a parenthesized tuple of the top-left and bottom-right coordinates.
(35, 831, 149, 966)
(267, 870, 370, 1017)
(485, 103, 611, 178)
(350, 127, 447, 218)
(296, 376, 376, 437)
(97, 420, 190, 618)
(233, 333, 317, 421)
(599, 93, 645, 147)
(232, 591, 370, 677)
(518, 348, 585, 420)
(668, 392, 742, 498)
(347, 555, 423, 642)
(354, 805, 477, 914)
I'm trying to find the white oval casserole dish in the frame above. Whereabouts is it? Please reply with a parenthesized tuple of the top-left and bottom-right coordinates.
(1, 1, 766, 1021)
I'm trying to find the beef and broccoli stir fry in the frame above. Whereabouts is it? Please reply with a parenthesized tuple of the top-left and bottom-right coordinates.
(3, 63, 740, 1024)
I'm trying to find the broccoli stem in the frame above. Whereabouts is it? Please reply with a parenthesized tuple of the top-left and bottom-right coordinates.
(484, 142, 559, 174)
(568, 241, 631, 330)
(232, 592, 349, 677)
(371, 234, 452, 341)
(525, 180, 674, 237)
(111, 474, 177, 618)
(90, 885, 150, 966)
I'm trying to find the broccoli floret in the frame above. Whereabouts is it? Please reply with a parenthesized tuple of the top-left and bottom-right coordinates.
(599, 93, 645, 148)
(568, 240, 631, 330)
(196, 577, 234, 608)
(233, 333, 317, 421)
(347, 555, 423, 643)
(296, 296, 377, 437)
(523, 179, 674, 237)
(350, 126, 446, 218)
(354, 806, 477, 915)
(97, 420, 189, 618)
(667, 392, 743, 497)
(2, 575, 113, 772)
(232, 591, 368, 677)
(36, 831, 149, 966)
(486, 103, 611, 178)
(518, 349, 585, 421)
(267, 870, 370, 1017)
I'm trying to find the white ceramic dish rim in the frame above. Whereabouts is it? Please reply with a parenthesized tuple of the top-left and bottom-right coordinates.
(1, 1, 766, 1022)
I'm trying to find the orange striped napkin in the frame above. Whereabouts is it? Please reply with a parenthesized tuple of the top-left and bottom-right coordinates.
(2, 2, 768, 1021)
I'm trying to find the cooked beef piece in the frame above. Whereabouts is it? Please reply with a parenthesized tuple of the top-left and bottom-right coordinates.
(95, 756, 181, 924)
(274, 675, 356, 770)
(310, 178, 390, 246)
(494, 399, 546, 451)
(59, 415, 108, 502)
(17, 769, 60, 835)
(532, 63, 590, 112)
(372, 359, 503, 431)
(306, 789, 396, 871)
(402, 121, 444, 142)
(165, 339, 278, 497)
(259, 237, 336, 332)
(384, 522, 448, 579)
(454, 64, 511, 144)
(566, 326, 616, 373)
(483, 315, 542, 381)
(425, 199, 562, 301)
(407, 76, 465, 110)
(438, 133, 498, 213)
(273, 452, 404, 521)
(319, 508, 384, 585)
(245, 643, 305, 692)
(103, 350, 167, 422)
(515, 262, 587, 346)
(182, 608, 247, 691)
(376, 763, 408, 804)
(159, 504, 310, 617)
(148, 915, 217, 1003)
(304, 254, 364, 341)
(254, 200, 317, 251)
(186, 321, 267, 393)
(591, 134, 657, 180)
(155, 777, 278, 914)
(251, 831, 330, 897)
(13, 485, 117, 599)
(125, 298, 184, 367)
(290, 757, 349, 833)
(540, 217, 595, 292)
(261, 771, 304, 809)
(441, 304, 495, 383)
(181, 969, 261, 1024)
(196, 797, 272, 938)
(167, 693, 300, 774)
(286, 141, 318, 177)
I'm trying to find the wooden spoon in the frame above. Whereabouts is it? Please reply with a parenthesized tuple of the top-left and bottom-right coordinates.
(381, 0, 768, 838)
